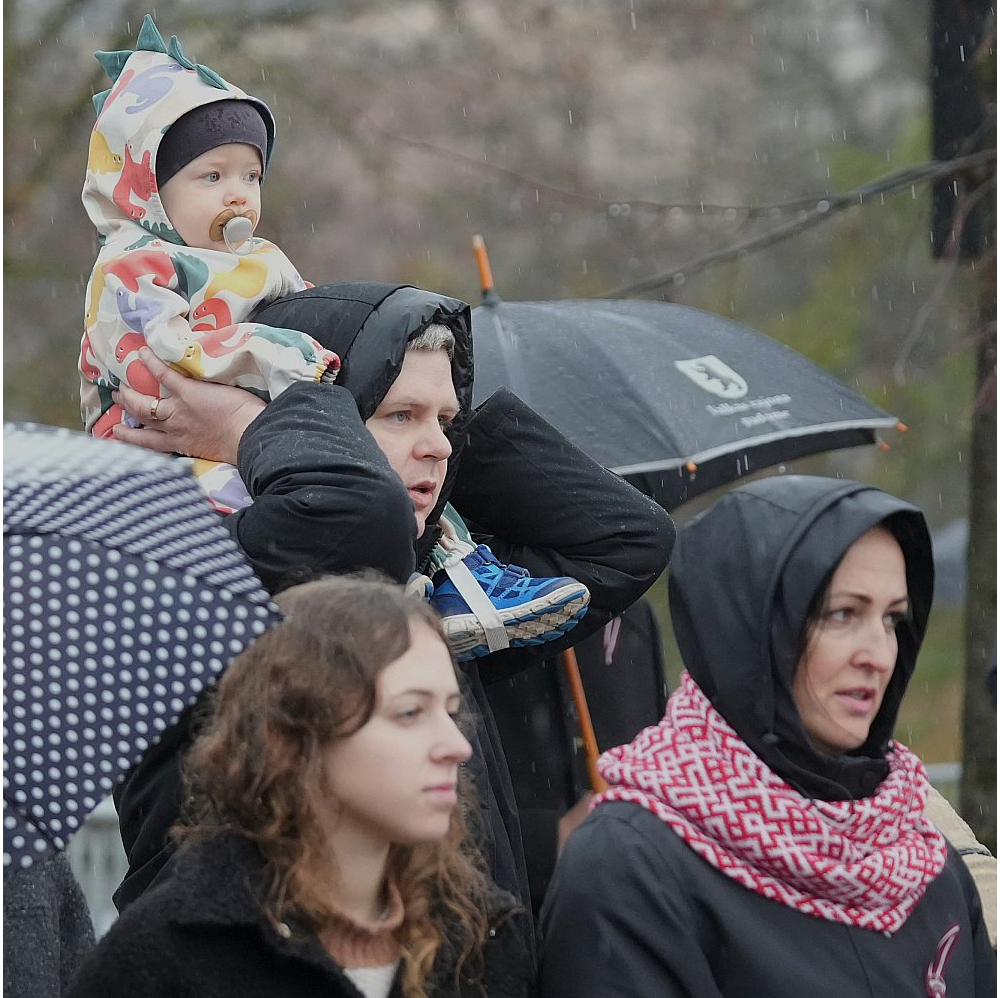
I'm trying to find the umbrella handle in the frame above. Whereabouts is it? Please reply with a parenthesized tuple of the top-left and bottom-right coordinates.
(561, 646, 608, 794)
(472, 234, 495, 296)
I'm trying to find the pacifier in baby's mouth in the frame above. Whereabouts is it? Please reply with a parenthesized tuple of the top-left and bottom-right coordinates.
(209, 209, 259, 255)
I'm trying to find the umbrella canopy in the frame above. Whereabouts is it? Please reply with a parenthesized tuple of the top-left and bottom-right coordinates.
(3, 423, 280, 871)
(470, 298, 899, 510)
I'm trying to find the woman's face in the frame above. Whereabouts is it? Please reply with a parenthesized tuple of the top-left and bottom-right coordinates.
(365, 348, 459, 538)
(791, 526, 910, 757)
(320, 620, 472, 850)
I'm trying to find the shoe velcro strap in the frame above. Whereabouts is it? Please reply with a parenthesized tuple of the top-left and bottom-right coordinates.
(443, 558, 511, 653)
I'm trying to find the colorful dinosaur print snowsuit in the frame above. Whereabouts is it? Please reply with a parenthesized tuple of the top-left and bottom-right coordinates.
(80, 16, 337, 512)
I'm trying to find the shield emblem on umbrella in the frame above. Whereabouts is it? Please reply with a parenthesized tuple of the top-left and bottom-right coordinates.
(3, 423, 280, 871)
(470, 297, 900, 510)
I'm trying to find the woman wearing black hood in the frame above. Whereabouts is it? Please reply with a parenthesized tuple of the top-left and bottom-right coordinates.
(539, 476, 995, 998)
(108, 282, 676, 949)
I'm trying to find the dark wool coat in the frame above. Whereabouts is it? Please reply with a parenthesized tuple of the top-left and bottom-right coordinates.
(67, 834, 536, 998)
(3, 854, 95, 998)
(112, 283, 675, 943)
(540, 803, 995, 998)
(488, 597, 667, 916)
(539, 477, 997, 997)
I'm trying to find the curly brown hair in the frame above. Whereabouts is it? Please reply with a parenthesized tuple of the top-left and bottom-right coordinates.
(175, 573, 491, 998)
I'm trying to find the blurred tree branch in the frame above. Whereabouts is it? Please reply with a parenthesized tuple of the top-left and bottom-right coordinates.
(373, 127, 830, 217)
(602, 150, 996, 299)
(894, 176, 996, 385)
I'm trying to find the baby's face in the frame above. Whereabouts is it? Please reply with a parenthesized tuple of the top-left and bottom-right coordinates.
(158, 143, 262, 252)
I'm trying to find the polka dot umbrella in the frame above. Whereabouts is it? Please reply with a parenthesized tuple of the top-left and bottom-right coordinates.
(3, 423, 281, 871)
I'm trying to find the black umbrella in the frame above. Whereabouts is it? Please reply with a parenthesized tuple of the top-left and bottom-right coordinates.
(3, 423, 280, 871)
(470, 296, 900, 511)
(468, 236, 902, 793)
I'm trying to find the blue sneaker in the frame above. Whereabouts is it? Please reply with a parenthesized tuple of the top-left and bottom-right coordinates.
(431, 545, 590, 661)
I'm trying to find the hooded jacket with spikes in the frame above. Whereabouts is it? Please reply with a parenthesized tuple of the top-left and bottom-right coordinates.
(79, 15, 336, 437)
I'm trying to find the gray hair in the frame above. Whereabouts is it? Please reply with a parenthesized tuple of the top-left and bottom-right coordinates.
(408, 322, 455, 360)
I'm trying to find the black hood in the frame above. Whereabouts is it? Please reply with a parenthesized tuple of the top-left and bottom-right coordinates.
(251, 282, 474, 562)
(668, 475, 933, 800)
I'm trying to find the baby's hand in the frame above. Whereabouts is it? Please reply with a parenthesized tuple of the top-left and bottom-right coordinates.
(112, 347, 265, 465)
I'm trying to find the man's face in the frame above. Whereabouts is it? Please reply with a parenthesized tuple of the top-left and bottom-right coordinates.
(158, 143, 262, 251)
(364, 349, 459, 537)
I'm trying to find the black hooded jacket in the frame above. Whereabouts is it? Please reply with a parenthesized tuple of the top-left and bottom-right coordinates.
(668, 474, 934, 801)
(112, 282, 676, 939)
(227, 281, 476, 592)
(539, 476, 995, 998)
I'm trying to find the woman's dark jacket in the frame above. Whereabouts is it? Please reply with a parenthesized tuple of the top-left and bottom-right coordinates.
(112, 283, 675, 928)
(540, 802, 994, 998)
(539, 476, 996, 997)
(67, 834, 536, 998)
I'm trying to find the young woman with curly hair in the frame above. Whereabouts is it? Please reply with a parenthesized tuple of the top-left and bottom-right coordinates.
(67, 574, 536, 998)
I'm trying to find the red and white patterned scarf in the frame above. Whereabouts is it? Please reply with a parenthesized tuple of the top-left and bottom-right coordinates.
(596, 671, 948, 935)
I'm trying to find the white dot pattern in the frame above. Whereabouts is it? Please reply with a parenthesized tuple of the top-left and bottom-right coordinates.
(3, 423, 280, 870)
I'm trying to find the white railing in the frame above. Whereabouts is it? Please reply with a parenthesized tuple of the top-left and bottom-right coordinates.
(925, 762, 963, 804)
(65, 797, 127, 938)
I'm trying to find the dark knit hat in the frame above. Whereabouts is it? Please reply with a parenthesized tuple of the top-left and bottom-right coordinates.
(156, 100, 268, 189)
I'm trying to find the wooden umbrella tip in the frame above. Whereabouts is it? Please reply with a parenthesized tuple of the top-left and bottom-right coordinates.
(472, 234, 495, 296)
